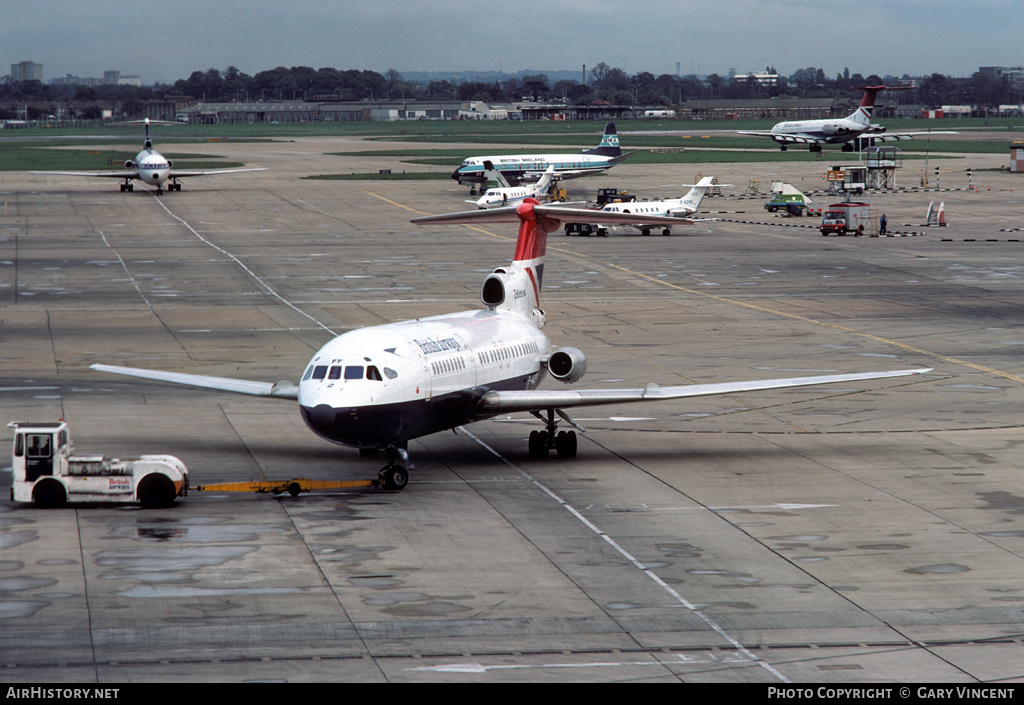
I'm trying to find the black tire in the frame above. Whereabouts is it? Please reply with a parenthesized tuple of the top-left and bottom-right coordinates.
(380, 465, 408, 491)
(137, 474, 177, 508)
(287, 482, 302, 497)
(528, 430, 549, 458)
(33, 479, 67, 508)
(555, 431, 578, 459)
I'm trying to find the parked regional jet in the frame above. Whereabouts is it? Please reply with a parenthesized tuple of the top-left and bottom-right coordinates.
(594, 176, 728, 235)
(471, 164, 559, 209)
(737, 86, 955, 152)
(451, 122, 632, 194)
(91, 199, 930, 490)
(32, 119, 265, 193)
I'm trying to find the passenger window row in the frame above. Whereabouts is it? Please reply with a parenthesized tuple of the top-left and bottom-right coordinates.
(478, 340, 540, 365)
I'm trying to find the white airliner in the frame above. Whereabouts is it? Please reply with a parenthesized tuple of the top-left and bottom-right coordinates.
(593, 176, 729, 235)
(451, 122, 633, 194)
(91, 199, 930, 490)
(737, 86, 955, 152)
(33, 118, 266, 193)
(471, 165, 559, 209)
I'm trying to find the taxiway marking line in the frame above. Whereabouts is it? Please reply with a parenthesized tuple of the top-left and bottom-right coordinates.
(459, 426, 793, 684)
(152, 195, 338, 335)
(599, 261, 1024, 385)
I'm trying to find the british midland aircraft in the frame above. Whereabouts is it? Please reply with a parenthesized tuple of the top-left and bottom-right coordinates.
(91, 199, 930, 490)
(737, 86, 955, 152)
(471, 164, 559, 209)
(592, 176, 728, 235)
(32, 118, 265, 193)
(451, 122, 632, 194)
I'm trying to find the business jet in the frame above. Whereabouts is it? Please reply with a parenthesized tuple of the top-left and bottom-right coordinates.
(737, 86, 955, 152)
(91, 199, 930, 490)
(33, 118, 266, 193)
(451, 122, 633, 194)
(471, 164, 560, 209)
(593, 176, 729, 235)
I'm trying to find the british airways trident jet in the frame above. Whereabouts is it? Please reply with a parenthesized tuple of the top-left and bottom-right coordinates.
(92, 200, 930, 490)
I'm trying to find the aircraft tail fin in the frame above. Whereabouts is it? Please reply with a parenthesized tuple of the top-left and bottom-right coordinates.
(582, 122, 621, 158)
(677, 176, 718, 213)
(849, 86, 889, 125)
(533, 165, 556, 194)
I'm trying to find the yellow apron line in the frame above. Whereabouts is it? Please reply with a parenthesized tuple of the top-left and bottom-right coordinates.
(365, 191, 1020, 384)
(603, 262, 1024, 385)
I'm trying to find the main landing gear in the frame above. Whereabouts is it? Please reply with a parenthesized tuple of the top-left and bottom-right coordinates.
(528, 409, 581, 459)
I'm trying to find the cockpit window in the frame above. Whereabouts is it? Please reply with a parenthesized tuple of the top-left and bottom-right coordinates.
(366, 366, 383, 381)
(312, 365, 328, 380)
(344, 366, 364, 380)
(383, 367, 398, 380)
(328, 366, 342, 380)
(302, 366, 314, 381)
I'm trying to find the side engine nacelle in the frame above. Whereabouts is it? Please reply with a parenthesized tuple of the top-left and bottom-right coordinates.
(547, 346, 587, 384)
(124, 160, 135, 169)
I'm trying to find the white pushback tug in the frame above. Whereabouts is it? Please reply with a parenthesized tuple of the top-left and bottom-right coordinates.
(8, 421, 189, 508)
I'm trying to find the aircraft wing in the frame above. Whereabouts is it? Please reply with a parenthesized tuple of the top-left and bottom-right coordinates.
(90, 364, 298, 399)
(862, 131, 958, 142)
(167, 167, 267, 178)
(412, 203, 690, 228)
(735, 131, 823, 145)
(31, 170, 140, 179)
(478, 368, 931, 415)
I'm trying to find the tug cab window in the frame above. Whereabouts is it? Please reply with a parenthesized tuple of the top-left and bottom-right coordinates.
(27, 434, 51, 458)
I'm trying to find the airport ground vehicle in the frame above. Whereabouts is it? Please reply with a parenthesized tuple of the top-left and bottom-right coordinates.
(820, 202, 872, 236)
(596, 188, 636, 206)
(8, 421, 189, 507)
(764, 182, 814, 215)
(564, 222, 609, 237)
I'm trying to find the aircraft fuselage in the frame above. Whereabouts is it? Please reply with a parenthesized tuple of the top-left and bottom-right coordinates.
(297, 309, 551, 448)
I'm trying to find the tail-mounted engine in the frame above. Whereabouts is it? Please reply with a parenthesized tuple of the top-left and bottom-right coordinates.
(481, 270, 510, 308)
(547, 346, 587, 384)
(480, 268, 546, 328)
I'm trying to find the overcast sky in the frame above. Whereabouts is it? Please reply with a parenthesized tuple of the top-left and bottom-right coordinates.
(5, 0, 1017, 85)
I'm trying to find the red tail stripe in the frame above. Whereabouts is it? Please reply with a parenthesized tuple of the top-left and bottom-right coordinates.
(513, 200, 548, 262)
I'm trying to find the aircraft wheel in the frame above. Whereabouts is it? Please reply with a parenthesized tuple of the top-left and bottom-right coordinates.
(529, 430, 549, 458)
(555, 431, 577, 459)
(137, 474, 177, 508)
(380, 465, 408, 491)
(33, 479, 67, 508)
(641, 229, 651, 236)
(662, 228, 671, 236)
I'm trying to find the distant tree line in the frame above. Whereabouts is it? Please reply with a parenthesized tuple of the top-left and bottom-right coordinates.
(1, 63, 1020, 120)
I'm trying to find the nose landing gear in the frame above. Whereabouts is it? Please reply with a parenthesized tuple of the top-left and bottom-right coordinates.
(377, 444, 411, 490)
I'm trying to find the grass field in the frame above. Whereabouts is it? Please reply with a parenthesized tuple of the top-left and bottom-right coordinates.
(5, 116, 1018, 175)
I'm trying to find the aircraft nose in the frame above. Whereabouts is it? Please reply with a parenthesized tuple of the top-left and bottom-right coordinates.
(450, 167, 463, 181)
(309, 404, 337, 431)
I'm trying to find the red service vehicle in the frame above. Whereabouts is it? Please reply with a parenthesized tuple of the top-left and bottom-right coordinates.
(820, 202, 871, 236)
